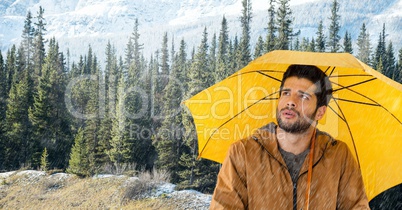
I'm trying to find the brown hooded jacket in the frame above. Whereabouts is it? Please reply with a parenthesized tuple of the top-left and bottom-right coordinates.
(210, 123, 369, 209)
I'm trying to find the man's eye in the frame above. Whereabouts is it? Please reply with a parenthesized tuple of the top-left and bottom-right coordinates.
(301, 94, 310, 100)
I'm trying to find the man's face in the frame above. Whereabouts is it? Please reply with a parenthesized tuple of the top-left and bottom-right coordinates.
(276, 76, 326, 134)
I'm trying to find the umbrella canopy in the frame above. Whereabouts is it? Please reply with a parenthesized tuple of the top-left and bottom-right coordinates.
(183, 50, 402, 201)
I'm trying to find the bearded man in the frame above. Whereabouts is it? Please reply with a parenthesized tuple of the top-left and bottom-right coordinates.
(210, 65, 369, 210)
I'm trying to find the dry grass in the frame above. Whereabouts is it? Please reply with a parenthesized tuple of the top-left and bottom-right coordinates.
(0, 169, 180, 210)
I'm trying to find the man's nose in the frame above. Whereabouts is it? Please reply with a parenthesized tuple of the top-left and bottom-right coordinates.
(286, 96, 297, 108)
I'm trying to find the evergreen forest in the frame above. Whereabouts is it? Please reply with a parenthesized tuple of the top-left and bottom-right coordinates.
(1, 0, 401, 194)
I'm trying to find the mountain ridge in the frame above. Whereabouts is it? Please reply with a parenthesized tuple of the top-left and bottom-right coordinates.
(1, 0, 401, 64)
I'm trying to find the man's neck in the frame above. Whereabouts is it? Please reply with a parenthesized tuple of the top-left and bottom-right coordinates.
(276, 126, 315, 155)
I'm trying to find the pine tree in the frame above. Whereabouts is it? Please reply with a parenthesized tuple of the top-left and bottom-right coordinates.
(5, 41, 36, 169)
(276, 0, 294, 50)
(343, 31, 353, 54)
(151, 33, 170, 120)
(373, 24, 387, 71)
(179, 28, 219, 192)
(316, 20, 326, 52)
(185, 27, 213, 96)
(300, 37, 309, 51)
(69, 55, 80, 74)
(376, 57, 384, 74)
(96, 42, 118, 170)
(29, 38, 72, 169)
(123, 24, 155, 170)
(396, 48, 402, 83)
(154, 38, 188, 183)
(145, 55, 155, 119)
(293, 37, 300, 51)
(384, 42, 396, 79)
(141, 54, 157, 164)
(66, 49, 71, 72)
(124, 37, 134, 73)
(67, 128, 89, 176)
(66, 48, 98, 176)
(180, 28, 211, 179)
(1, 49, 11, 169)
(238, 0, 252, 68)
(85, 53, 101, 174)
(265, 0, 277, 52)
(4, 67, 33, 169)
(356, 23, 371, 64)
(191, 47, 195, 61)
(171, 36, 176, 70)
(177, 39, 189, 89)
(16, 44, 27, 82)
(104, 41, 114, 88)
(161, 32, 170, 76)
(209, 33, 217, 77)
(229, 36, 240, 74)
(40, 147, 49, 171)
(0, 50, 8, 121)
(328, 0, 341, 52)
(127, 19, 144, 84)
(120, 86, 140, 168)
(215, 16, 230, 82)
(0, 52, 7, 121)
(102, 41, 115, 118)
(21, 11, 35, 77)
(254, 35, 265, 58)
(5, 46, 17, 95)
(84, 46, 93, 74)
(308, 37, 316, 52)
(69, 56, 90, 129)
(33, 6, 46, 85)
(108, 73, 127, 174)
(150, 50, 162, 123)
(124, 88, 155, 170)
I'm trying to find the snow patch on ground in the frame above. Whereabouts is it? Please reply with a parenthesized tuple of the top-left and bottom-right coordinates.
(151, 183, 212, 209)
(0, 171, 15, 180)
(48, 172, 74, 181)
(93, 174, 127, 179)
(153, 182, 176, 197)
(172, 189, 212, 204)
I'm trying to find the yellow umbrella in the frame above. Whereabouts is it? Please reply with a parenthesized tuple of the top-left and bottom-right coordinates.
(183, 50, 402, 201)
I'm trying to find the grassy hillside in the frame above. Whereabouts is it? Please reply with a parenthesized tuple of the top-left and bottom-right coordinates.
(0, 170, 211, 209)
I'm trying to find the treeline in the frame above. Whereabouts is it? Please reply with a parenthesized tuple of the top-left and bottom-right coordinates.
(0, 0, 401, 193)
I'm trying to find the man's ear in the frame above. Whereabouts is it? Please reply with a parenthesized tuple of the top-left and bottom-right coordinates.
(315, 106, 327, 121)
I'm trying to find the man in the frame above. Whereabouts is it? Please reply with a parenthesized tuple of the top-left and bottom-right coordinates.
(210, 65, 369, 209)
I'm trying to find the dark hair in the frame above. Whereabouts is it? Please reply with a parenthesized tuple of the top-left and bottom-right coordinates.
(280, 64, 333, 107)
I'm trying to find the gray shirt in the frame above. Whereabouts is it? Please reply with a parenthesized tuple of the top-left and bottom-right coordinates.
(279, 146, 310, 184)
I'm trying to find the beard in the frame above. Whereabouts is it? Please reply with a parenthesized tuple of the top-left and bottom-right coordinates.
(276, 107, 316, 134)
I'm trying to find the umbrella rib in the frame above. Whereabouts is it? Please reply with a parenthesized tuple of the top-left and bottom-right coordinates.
(325, 66, 335, 76)
(332, 78, 376, 92)
(328, 103, 346, 123)
(332, 79, 402, 125)
(332, 98, 380, 107)
(199, 91, 280, 157)
(259, 69, 285, 73)
(257, 71, 282, 82)
(330, 74, 373, 78)
(332, 98, 361, 168)
(324, 66, 373, 79)
(227, 70, 283, 82)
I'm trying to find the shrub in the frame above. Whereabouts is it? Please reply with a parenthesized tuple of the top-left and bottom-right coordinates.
(121, 168, 170, 204)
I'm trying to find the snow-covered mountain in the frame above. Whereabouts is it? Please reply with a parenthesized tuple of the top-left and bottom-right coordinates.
(0, 0, 401, 64)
